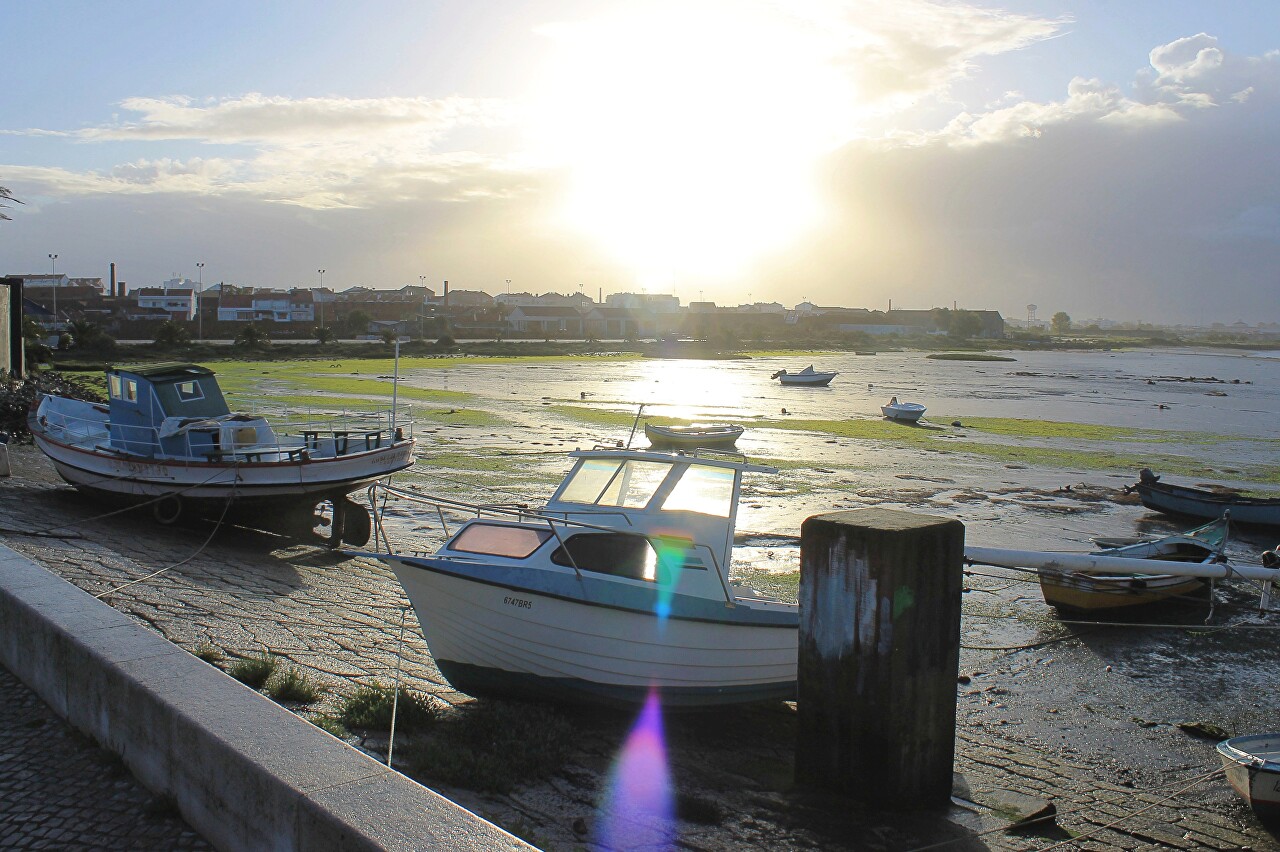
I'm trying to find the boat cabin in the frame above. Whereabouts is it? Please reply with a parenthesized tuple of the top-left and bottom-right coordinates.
(106, 363, 250, 457)
(540, 449, 776, 583)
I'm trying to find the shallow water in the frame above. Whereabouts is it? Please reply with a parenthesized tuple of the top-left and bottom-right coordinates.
(409, 347, 1280, 438)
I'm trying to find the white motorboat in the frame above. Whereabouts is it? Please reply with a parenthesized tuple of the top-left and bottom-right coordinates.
(366, 447, 797, 708)
(644, 422, 744, 451)
(771, 365, 836, 387)
(29, 363, 415, 544)
(1217, 734, 1280, 816)
(881, 398, 926, 422)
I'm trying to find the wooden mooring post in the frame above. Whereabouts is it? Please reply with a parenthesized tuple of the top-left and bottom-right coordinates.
(795, 508, 964, 807)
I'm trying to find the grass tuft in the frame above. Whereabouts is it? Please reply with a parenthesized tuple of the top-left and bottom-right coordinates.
(309, 714, 350, 739)
(227, 652, 278, 689)
(404, 700, 575, 794)
(266, 666, 322, 703)
(338, 682, 442, 732)
(193, 642, 224, 664)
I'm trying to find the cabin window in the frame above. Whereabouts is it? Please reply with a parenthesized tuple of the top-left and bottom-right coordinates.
(108, 375, 122, 399)
(661, 464, 735, 517)
(123, 378, 138, 402)
(550, 533, 660, 581)
(558, 458, 671, 509)
(449, 523, 552, 559)
(175, 380, 204, 402)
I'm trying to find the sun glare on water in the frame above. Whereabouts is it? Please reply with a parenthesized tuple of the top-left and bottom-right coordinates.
(530, 4, 856, 286)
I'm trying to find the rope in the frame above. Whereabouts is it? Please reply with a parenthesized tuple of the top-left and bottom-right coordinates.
(386, 605, 409, 768)
(94, 477, 239, 600)
(0, 464, 241, 539)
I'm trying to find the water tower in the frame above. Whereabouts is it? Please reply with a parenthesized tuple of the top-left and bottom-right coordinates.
(1027, 304, 1038, 323)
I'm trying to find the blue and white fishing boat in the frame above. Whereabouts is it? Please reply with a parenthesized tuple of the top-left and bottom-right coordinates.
(29, 363, 415, 544)
(367, 447, 797, 708)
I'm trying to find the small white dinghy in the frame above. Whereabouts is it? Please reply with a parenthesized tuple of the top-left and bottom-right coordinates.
(1217, 734, 1280, 816)
(771, 365, 836, 387)
(881, 397, 926, 422)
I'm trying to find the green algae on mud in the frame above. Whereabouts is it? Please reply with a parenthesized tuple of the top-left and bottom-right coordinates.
(750, 416, 1280, 484)
(926, 353, 1018, 362)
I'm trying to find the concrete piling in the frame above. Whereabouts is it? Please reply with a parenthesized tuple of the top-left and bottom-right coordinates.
(795, 508, 964, 807)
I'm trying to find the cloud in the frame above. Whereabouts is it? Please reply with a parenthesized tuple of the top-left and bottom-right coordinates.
(789, 0, 1062, 113)
(78, 93, 512, 145)
(758, 34, 1280, 324)
(4, 93, 528, 209)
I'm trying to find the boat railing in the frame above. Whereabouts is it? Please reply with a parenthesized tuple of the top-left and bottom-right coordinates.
(36, 396, 412, 462)
(369, 481, 739, 607)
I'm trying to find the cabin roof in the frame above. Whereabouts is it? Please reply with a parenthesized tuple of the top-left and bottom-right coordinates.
(108, 363, 216, 381)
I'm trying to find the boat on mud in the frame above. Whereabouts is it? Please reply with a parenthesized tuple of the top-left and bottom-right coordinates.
(29, 362, 415, 544)
(771, 366, 836, 387)
(644, 422, 744, 451)
(364, 446, 797, 708)
(1034, 519, 1227, 611)
(965, 517, 1280, 613)
(1133, 468, 1280, 528)
(1217, 734, 1280, 817)
(881, 397, 927, 423)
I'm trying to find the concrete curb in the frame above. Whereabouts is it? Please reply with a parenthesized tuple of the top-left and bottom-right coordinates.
(0, 544, 534, 851)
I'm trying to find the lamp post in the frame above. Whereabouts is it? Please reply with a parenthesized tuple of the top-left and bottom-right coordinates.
(419, 276, 428, 338)
(317, 269, 326, 328)
(47, 253, 58, 334)
(196, 262, 205, 340)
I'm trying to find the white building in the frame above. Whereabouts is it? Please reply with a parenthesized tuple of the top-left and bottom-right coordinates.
(135, 285, 196, 321)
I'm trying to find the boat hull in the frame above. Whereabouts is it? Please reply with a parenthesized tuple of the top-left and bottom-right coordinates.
(1037, 571, 1207, 611)
(388, 557, 798, 708)
(882, 404, 926, 422)
(31, 429, 414, 508)
(644, 424, 743, 451)
(1137, 479, 1280, 527)
(1218, 735, 1280, 816)
(778, 374, 835, 387)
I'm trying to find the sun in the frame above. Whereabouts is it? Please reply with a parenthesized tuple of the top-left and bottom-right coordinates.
(527, 3, 859, 287)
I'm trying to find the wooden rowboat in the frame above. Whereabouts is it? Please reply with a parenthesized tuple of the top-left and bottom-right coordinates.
(1134, 469, 1280, 528)
(644, 423, 744, 450)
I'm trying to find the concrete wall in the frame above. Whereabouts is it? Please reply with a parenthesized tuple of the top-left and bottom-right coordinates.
(0, 544, 534, 852)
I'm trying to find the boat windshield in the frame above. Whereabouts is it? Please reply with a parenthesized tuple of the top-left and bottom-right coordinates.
(558, 458, 672, 509)
(661, 464, 734, 517)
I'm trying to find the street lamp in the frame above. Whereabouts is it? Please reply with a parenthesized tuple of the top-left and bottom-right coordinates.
(47, 253, 58, 334)
(196, 262, 205, 340)
(419, 276, 428, 338)
(317, 269, 326, 327)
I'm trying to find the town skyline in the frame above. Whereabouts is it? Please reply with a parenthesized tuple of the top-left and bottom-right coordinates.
(3, 2, 1279, 327)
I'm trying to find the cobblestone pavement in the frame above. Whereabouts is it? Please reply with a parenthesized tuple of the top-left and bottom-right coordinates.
(0, 665, 210, 850)
(2, 443, 1278, 851)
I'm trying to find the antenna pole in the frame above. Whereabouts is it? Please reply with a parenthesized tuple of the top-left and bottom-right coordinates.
(626, 403, 645, 449)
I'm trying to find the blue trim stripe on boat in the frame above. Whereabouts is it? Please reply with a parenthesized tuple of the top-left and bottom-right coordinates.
(374, 553, 798, 628)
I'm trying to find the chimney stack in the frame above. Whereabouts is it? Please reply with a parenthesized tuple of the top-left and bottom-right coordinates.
(109, 262, 117, 297)
(118, 281, 127, 298)
(443, 280, 449, 308)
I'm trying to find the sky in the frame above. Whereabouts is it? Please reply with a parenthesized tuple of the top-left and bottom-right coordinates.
(2, 0, 1278, 325)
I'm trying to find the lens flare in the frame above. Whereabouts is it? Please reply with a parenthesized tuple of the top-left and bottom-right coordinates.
(652, 536, 688, 621)
(596, 687, 674, 850)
